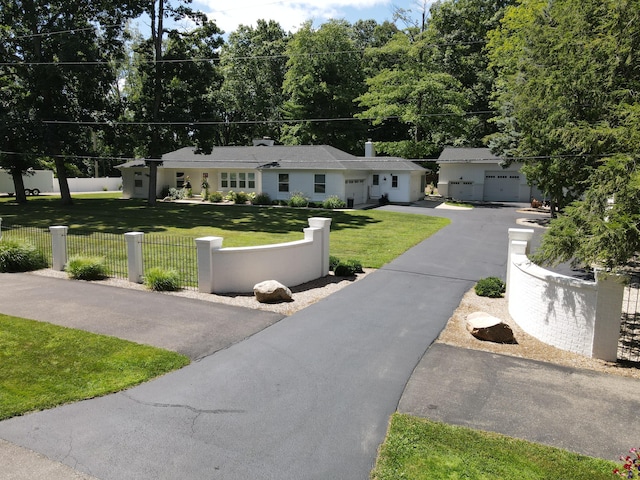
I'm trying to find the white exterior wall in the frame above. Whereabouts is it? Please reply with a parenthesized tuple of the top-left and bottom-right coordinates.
(262, 170, 345, 203)
(0, 169, 55, 194)
(197, 217, 331, 293)
(52, 177, 122, 193)
(438, 162, 529, 202)
(506, 229, 625, 361)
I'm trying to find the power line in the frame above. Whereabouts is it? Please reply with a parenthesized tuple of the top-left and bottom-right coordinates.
(39, 111, 496, 127)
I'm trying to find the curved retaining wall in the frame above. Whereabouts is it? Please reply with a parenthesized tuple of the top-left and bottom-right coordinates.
(197, 217, 332, 294)
(507, 228, 625, 361)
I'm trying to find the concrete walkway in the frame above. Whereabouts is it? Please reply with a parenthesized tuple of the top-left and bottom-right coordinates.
(0, 202, 637, 479)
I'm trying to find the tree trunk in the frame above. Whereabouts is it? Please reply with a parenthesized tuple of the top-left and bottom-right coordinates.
(10, 168, 27, 204)
(54, 157, 73, 205)
(147, 0, 164, 206)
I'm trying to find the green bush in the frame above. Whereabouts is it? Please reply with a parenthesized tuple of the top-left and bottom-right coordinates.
(334, 262, 357, 277)
(234, 191, 249, 204)
(322, 195, 346, 209)
(66, 256, 108, 280)
(0, 240, 48, 272)
(345, 258, 363, 273)
(168, 187, 185, 200)
(252, 192, 271, 205)
(329, 255, 341, 271)
(143, 267, 181, 291)
(288, 192, 309, 208)
(208, 191, 223, 203)
(474, 277, 506, 298)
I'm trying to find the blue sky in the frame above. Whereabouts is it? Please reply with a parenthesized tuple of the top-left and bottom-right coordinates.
(191, 0, 430, 34)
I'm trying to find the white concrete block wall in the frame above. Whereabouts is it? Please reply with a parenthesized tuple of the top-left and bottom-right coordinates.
(197, 217, 332, 294)
(506, 228, 625, 361)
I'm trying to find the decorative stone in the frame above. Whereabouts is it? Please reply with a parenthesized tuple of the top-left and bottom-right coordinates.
(253, 280, 293, 303)
(466, 312, 517, 344)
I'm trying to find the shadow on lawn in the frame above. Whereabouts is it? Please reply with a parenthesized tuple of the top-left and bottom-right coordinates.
(0, 197, 381, 235)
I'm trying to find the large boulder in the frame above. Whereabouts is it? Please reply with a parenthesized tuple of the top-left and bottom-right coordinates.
(253, 280, 293, 303)
(466, 312, 517, 344)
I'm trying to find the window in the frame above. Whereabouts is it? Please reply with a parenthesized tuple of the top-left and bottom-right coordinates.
(391, 175, 398, 188)
(314, 174, 326, 194)
(134, 172, 143, 188)
(372, 174, 379, 186)
(176, 172, 185, 188)
(279, 173, 289, 192)
(220, 171, 256, 190)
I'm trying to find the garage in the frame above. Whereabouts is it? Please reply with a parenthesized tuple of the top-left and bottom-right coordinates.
(483, 172, 521, 202)
(345, 179, 366, 205)
(448, 181, 474, 201)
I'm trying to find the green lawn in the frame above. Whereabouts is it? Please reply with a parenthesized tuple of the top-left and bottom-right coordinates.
(0, 194, 450, 268)
(0, 314, 189, 420)
(371, 414, 618, 480)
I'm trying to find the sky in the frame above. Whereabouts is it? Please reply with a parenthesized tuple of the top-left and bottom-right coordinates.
(189, 0, 429, 35)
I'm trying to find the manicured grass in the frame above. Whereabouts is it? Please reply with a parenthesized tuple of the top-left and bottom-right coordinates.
(371, 414, 617, 480)
(0, 314, 190, 420)
(0, 196, 450, 268)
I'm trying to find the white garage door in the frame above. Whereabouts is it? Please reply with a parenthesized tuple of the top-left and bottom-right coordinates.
(345, 179, 366, 204)
(448, 181, 474, 201)
(483, 172, 520, 202)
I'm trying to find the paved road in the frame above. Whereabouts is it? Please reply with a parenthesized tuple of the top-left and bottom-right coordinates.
(0, 203, 534, 479)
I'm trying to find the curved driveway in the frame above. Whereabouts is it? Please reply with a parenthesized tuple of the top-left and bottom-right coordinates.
(0, 202, 527, 479)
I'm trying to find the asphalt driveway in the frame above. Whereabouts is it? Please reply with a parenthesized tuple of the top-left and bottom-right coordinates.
(4, 202, 621, 479)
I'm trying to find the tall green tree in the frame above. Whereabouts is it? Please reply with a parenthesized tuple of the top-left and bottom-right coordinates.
(0, 0, 142, 204)
(124, 0, 223, 205)
(220, 20, 288, 146)
(489, 0, 640, 268)
(356, 30, 469, 158)
(281, 20, 367, 154)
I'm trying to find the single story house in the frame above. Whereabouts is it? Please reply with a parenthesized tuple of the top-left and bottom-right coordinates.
(117, 140, 426, 205)
(436, 147, 541, 202)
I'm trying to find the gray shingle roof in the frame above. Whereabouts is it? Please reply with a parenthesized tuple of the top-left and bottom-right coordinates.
(117, 145, 425, 172)
(437, 147, 505, 164)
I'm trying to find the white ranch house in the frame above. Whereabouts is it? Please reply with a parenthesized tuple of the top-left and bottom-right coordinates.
(437, 147, 541, 202)
(117, 141, 426, 206)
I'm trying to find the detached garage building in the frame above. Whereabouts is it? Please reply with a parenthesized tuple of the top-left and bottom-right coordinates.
(437, 147, 535, 202)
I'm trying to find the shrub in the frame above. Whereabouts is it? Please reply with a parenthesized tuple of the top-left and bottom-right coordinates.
(474, 277, 506, 298)
(224, 190, 236, 203)
(252, 192, 271, 205)
(208, 191, 223, 203)
(168, 187, 185, 200)
(234, 191, 249, 204)
(322, 195, 346, 209)
(0, 240, 48, 272)
(288, 192, 309, 208)
(143, 267, 181, 291)
(329, 255, 341, 271)
(334, 262, 357, 277)
(66, 256, 108, 280)
(329, 257, 363, 277)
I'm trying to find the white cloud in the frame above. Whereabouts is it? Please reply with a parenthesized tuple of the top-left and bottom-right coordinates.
(195, 0, 393, 34)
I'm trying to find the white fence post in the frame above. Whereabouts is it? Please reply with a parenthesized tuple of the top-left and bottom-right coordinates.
(308, 217, 332, 276)
(125, 232, 145, 283)
(592, 270, 627, 361)
(196, 236, 223, 293)
(506, 228, 534, 299)
(49, 226, 69, 271)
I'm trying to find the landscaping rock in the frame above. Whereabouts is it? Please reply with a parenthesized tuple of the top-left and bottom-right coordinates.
(253, 280, 293, 303)
(466, 311, 517, 344)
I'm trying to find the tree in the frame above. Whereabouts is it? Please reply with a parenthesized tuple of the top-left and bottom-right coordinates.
(489, 0, 640, 268)
(356, 30, 469, 158)
(281, 20, 367, 154)
(486, 0, 627, 214)
(0, 0, 142, 204)
(124, 0, 223, 205)
(220, 20, 289, 146)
